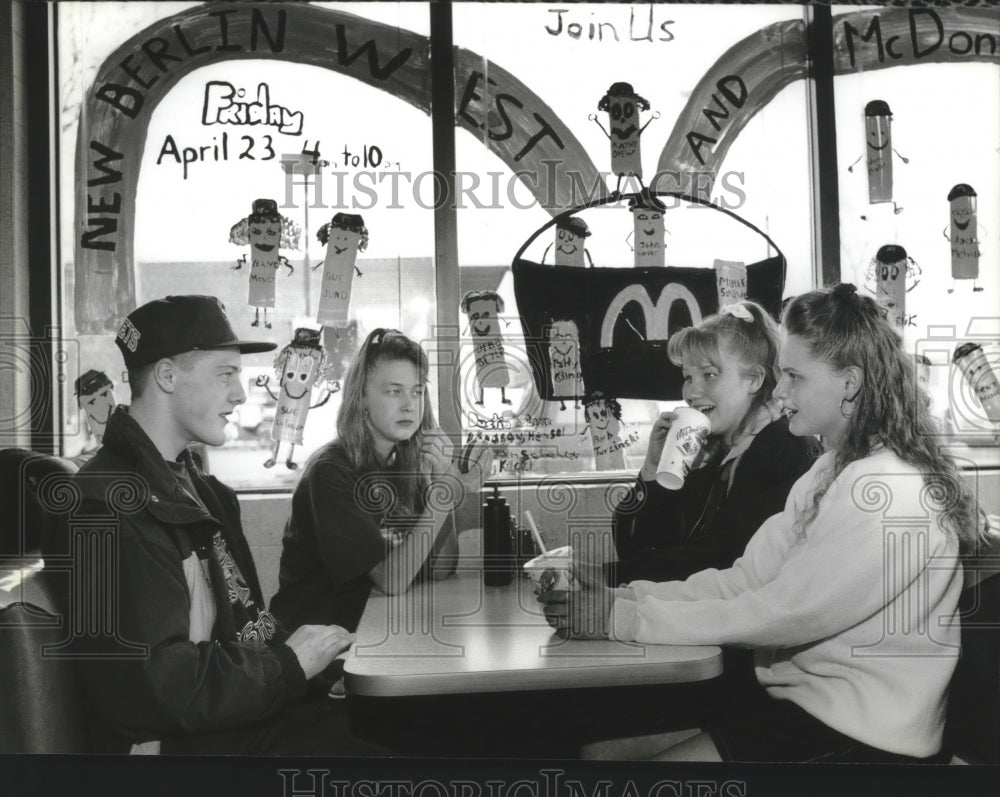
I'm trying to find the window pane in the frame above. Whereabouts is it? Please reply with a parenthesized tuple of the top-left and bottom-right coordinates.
(452, 2, 812, 478)
(833, 17, 1000, 440)
(58, 2, 434, 489)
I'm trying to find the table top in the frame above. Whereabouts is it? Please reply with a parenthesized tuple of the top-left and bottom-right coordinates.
(343, 565, 722, 697)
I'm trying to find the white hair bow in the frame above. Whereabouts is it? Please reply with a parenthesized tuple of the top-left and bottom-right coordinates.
(718, 303, 753, 322)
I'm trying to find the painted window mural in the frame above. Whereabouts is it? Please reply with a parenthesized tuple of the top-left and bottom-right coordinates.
(452, 2, 811, 477)
(831, 8, 1000, 438)
(60, 2, 436, 487)
(57, 2, 999, 488)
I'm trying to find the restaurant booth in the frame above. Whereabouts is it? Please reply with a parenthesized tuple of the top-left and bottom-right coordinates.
(1, 0, 999, 767)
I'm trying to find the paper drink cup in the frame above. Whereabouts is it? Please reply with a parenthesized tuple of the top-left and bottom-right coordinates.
(656, 408, 712, 490)
(953, 343, 1000, 422)
(523, 545, 578, 594)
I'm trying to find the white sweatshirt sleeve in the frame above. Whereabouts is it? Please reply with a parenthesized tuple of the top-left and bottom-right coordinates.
(620, 453, 830, 606)
(611, 454, 953, 648)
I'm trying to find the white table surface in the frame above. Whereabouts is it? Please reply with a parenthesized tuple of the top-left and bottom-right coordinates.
(343, 564, 722, 697)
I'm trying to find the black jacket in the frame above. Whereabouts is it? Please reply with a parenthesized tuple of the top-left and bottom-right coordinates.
(67, 407, 307, 753)
(608, 417, 817, 585)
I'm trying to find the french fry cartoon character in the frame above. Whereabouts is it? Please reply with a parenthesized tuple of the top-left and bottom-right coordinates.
(874, 245, 909, 330)
(863, 244, 921, 331)
(315, 213, 368, 326)
(628, 195, 666, 268)
(461, 290, 510, 406)
(584, 392, 627, 471)
(953, 342, 1000, 423)
(259, 328, 334, 469)
(228, 198, 299, 328)
(548, 320, 583, 411)
(945, 184, 984, 293)
(848, 101, 908, 217)
(74, 369, 116, 446)
(543, 216, 593, 267)
(592, 82, 657, 193)
(864, 100, 894, 206)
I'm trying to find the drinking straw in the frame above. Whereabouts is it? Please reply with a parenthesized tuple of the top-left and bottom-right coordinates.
(524, 511, 547, 554)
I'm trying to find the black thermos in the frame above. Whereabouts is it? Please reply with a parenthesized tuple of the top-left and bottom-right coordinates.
(482, 485, 514, 585)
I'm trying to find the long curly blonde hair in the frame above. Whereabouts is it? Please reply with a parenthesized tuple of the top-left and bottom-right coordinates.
(784, 284, 986, 549)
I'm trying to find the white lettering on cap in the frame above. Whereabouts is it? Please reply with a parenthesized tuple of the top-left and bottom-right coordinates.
(117, 318, 141, 352)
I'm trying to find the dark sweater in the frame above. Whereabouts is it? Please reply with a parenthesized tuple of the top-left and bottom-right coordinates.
(608, 416, 817, 585)
(269, 444, 392, 633)
(270, 443, 451, 633)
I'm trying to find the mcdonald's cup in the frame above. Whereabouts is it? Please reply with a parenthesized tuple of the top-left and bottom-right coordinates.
(656, 408, 712, 490)
(523, 546, 578, 595)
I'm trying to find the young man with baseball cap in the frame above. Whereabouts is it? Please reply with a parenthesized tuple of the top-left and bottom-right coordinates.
(71, 295, 384, 754)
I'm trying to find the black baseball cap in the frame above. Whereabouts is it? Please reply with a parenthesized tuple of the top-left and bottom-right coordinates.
(115, 295, 277, 369)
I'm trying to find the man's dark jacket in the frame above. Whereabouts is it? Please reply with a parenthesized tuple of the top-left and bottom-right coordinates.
(65, 407, 307, 753)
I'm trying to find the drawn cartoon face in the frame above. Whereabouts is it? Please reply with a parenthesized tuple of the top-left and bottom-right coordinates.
(280, 350, 319, 400)
(608, 97, 638, 140)
(876, 259, 904, 301)
(585, 400, 614, 432)
(865, 116, 890, 152)
(951, 196, 975, 232)
(631, 207, 664, 256)
(250, 222, 281, 254)
(466, 297, 499, 338)
(556, 227, 581, 257)
(548, 321, 579, 359)
(81, 385, 116, 430)
(328, 228, 361, 257)
(631, 208, 661, 238)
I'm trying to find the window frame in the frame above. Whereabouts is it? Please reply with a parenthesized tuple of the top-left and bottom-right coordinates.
(41, 2, 848, 481)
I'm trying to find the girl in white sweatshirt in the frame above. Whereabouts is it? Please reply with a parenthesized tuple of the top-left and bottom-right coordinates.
(542, 283, 987, 762)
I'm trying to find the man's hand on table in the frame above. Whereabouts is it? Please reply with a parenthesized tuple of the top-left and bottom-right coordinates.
(286, 624, 355, 680)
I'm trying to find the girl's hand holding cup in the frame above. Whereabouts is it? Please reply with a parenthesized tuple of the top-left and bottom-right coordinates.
(654, 407, 711, 490)
(640, 411, 678, 481)
(538, 559, 618, 640)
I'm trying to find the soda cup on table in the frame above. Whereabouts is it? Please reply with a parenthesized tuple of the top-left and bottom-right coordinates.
(656, 407, 712, 490)
(523, 546, 577, 595)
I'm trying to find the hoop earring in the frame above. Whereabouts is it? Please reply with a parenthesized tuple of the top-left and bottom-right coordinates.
(840, 397, 855, 419)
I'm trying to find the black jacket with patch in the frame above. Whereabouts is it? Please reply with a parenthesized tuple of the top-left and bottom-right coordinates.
(66, 407, 307, 753)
